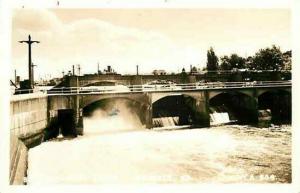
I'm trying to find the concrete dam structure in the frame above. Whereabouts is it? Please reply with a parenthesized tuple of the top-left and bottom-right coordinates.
(9, 81, 291, 184)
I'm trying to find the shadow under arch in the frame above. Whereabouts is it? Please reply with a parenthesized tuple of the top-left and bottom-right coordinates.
(152, 94, 209, 127)
(258, 89, 291, 124)
(209, 91, 258, 124)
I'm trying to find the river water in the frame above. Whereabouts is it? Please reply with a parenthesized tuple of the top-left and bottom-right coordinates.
(27, 110, 291, 184)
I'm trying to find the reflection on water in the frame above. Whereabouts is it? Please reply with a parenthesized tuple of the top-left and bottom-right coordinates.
(27, 107, 291, 184)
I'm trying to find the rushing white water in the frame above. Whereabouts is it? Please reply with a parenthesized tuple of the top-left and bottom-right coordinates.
(27, 106, 291, 184)
(84, 109, 143, 136)
(153, 117, 179, 127)
(210, 112, 231, 125)
(153, 112, 232, 128)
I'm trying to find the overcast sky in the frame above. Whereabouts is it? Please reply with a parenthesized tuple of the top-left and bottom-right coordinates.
(12, 8, 291, 80)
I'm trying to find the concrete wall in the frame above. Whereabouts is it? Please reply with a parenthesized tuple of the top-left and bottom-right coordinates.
(62, 74, 199, 87)
(10, 93, 48, 185)
(57, 71, 291, 88)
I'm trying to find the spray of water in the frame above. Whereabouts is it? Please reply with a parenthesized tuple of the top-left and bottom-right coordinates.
(210, 112, 231, 126)
(83, 99, 144, 136)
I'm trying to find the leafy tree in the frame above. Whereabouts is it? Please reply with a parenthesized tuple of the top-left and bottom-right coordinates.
(230, 54, 246, 69)
(190, 66, 198, 74)
(245, 56, 254, 70)
(206, 47, 219, 71)
(220, 56, 232, 71)
(251, 45, 284, 71)
(220, 54, 245, 71)
(282, 50, 292, 70)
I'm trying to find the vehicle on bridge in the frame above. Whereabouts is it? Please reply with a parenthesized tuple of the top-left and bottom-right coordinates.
(79, 85, 130, 93)
(44, 80, 291, 94)
(204, 82, 225, 89)
(129, 80, 180, 91)
(144, 81, 181, 91)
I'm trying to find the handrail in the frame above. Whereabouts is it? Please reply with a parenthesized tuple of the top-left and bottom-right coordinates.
(12, 81, 291, 95)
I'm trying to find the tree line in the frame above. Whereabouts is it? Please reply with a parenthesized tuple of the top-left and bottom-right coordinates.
(206, 45, 291, 72)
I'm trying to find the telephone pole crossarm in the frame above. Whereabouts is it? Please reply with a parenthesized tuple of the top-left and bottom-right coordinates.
(19, 35, 40, 89)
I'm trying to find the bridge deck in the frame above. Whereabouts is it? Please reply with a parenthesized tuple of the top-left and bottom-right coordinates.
(12, 81, 291, 96)
(44, 81, 291, 96)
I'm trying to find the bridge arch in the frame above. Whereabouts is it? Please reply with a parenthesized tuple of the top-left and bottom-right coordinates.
(209, 91, 258, 124)
(258, 89, 291, 123)
(80, 93, 149, 109)
(152, 93, 209, 127)
(82, 96, 148, 130)
(208, 89, 254, 101)
(257, 87, 291, 98)
(152, 92, 200, 104)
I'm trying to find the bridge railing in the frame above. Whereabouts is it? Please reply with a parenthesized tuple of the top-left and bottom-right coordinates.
(13, 87, 44, 95)
(12, 81, 291, 95)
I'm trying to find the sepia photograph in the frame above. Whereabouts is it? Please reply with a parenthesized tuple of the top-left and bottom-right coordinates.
(2, 1, 296, 192)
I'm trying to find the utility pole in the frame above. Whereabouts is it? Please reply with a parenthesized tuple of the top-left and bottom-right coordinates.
(72, 65, 75, 76)
(77, 64, 81, 76)
(14, 70, 17, 84)
(19, 34, 40, 89)
(136, 65, 139, 75)
(31, 62, 37, 86)
(76, 65, 80, 93)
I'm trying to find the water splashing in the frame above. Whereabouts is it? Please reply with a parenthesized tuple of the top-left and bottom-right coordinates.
(210, 112, 231, 126)
(153, 117, 179, 127)
(83, 99, 144, 136)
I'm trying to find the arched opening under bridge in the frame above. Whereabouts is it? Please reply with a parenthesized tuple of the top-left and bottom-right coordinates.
(258, 89, 291, 124)
(209, 92, 258, 124)
(82, 97, 146, 135)
(152, 94, 209, 128)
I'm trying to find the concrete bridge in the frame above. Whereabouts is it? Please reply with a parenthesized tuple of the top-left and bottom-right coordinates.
(46, 81, 291, 136)
(10, 80, 291, 184)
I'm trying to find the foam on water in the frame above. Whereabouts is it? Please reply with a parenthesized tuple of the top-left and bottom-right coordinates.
(210, 112, 231, 125)
(153, 117, 179, 127)
(26, 105, 291, 184)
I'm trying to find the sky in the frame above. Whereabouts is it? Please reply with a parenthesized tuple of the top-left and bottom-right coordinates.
(12, 0, 291, 8)
(12, 8, 291, 80)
